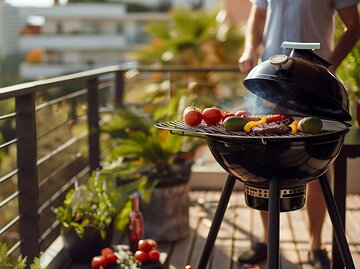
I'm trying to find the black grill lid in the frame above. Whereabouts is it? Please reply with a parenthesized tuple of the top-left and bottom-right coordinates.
(243, 42, 351, 121)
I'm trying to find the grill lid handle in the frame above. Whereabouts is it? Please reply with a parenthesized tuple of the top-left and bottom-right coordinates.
(282, 41, 331, 68)
(281, 42, 321, 51)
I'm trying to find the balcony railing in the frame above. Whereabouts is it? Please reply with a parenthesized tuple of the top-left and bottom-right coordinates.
(0, 64, 242, 267)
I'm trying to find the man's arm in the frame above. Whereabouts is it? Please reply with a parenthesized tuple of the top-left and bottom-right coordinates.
(238, 4, 267, 74)
(329, 5, 360, 71)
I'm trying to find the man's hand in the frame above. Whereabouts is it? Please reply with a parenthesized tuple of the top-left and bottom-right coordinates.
(238, 50, 259, 74)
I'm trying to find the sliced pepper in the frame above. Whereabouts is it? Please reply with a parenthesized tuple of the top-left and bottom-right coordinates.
(266, 114, 293, 123)
(290, 120, 299, 133)
(243, 116, 267, 132)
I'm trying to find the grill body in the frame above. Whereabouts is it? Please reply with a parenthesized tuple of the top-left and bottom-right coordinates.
(207, 133, 344, 188)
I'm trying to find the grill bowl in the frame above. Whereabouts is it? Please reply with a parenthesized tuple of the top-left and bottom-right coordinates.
(207, 131, 344, 188)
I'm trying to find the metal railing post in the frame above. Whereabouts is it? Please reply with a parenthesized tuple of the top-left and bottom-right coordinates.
(15, 93, 40, 265)
(87, 77, 100, 171)
(114, 70, 124, 107)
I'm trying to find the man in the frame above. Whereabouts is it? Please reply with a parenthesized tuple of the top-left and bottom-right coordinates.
(238, 1, 360, 268)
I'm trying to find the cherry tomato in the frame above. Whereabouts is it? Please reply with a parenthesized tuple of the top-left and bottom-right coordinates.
(138, 239, 153, 253)
(101, 247, 114, 257)
(202, 107, 222, 126)
(91, 255, 108, 269)
(222, 112, 235, 121)
(147, 239, 158, 250)
(105, 252, 118, 264)
(134, 250, 148, 263)
(235, 110, 248, 117)
(185, 265, 194, 269)
(148, 249, 160, 263)
(183, 106, 203, 126)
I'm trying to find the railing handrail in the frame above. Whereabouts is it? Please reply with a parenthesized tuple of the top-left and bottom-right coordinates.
(0, 64, 239, 100)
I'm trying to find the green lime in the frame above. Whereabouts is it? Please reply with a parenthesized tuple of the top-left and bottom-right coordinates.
(298, 117, 323, 133)
(223, 116, 248, 131)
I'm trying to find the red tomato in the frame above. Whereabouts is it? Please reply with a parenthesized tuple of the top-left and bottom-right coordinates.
(235, 110, 248, 117)
(91, 255, 108, 269)
(202, 107, 223, 126)
(138, 239, 153, 253)
(185, 265, 194, 269)
(134, 250, 148, 263)
(105, 252, 118, 264)
(183, 107, 203, 126)
(222, 112, 235, 121)
(147, 239, 158, 250)
(101, 247, 114, 257)
(148, 249, 160, 263)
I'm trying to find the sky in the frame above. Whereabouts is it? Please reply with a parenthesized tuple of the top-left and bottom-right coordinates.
(5, 0, 67, 7)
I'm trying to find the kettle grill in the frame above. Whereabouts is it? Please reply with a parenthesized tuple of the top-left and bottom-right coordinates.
(155, 42, 355, 269)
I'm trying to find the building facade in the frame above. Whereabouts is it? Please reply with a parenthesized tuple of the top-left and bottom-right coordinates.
(18, 3, 169, 79)
(0, 1, 22, 57)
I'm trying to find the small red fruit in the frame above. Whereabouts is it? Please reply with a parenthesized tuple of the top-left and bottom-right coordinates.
(138, 239, 153, 253)
(202, 107, 223, 126)
(185, 265, 194, 269)
(134, 250, 148, 263)
(101, 247, 114, 257)
(183, 106, 203, 126)
(222, 112, 235, 121)
(147, 239, 158, 250)
(148, 249, 160, 263)
(91, 255, 108, 269)
(235, 110, 248, 117)
(105, 252, 118, 264)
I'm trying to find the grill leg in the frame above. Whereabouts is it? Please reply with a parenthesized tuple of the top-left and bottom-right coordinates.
(319, 174, 355, 269)
(197, 174, 236, 269)
(268, 178, 280, 269)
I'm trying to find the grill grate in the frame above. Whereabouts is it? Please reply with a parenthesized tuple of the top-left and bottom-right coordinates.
(155, 120, 348, 140)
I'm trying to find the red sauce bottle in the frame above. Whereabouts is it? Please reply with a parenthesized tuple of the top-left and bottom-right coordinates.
(128, 192, 144, 253)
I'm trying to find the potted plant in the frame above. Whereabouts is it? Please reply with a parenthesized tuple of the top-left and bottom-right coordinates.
(101, 99, 202, 242)
(52, 169, 144, 262)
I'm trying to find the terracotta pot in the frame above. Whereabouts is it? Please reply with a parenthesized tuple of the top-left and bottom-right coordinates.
(140, 182, 190, 242)
(62, 224, 113, 262)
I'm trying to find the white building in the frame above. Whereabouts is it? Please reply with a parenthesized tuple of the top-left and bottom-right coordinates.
(0, 1, 22, 57)
(2, 0, 221, 80)
(18, 3, 169, 79)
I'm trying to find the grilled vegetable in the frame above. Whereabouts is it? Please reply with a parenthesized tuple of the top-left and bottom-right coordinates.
(266, 114, 294, 123)
(223, 116, 248, 131)
(243, 117, 267, 132)
(297, 117, 323, 133)
(241, 113, 293, 123)
(290, 120, 299, 133)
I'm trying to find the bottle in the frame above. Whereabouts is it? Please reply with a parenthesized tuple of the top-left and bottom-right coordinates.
(128, 192, 144, 253)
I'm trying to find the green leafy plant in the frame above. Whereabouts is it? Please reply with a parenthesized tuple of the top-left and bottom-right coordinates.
(101, 102, 200, 198)
(131, 8, 244, 66)
(0, 243, 46, 269)
(335, 14, 360, 101)
(52, 169, 145, 238)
